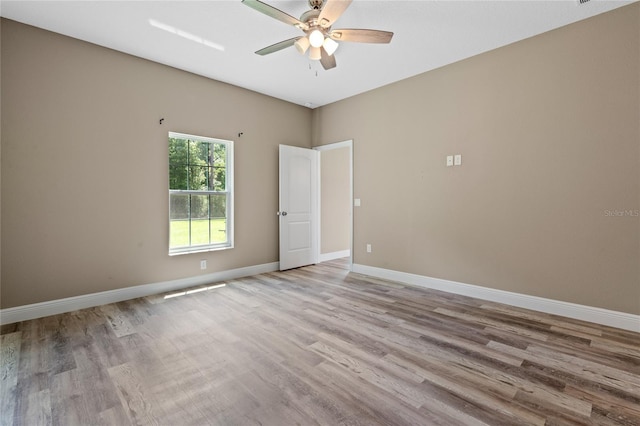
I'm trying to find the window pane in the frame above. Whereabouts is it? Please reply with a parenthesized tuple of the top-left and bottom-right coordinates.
(213, 167, 225, 191)
(169, 138, 189, 190)
(190, 219, 210, 246)
(169, 166, 188, 190)
(213, 144, 225, 163)
(210, 219, 227, 243)
(190, 141, 210, 166)
(209, 194, 226, 218)
(191, 194, 209, 220)
(169, 138, 188, 165)
(170, 194, 190, 220)
(190, 195, 209, 245)
(169, 194, 190, 248)
(189, 166, 210, 190)
(213, 144, 226, 190)
(209, 194, 227, 244)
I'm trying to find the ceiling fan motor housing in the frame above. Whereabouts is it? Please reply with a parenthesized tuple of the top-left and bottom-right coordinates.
(300, 9, 327, 37)
(300, 9, 321, 26)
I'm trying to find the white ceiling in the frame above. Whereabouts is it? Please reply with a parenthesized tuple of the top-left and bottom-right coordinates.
(1, 0, 636, 108)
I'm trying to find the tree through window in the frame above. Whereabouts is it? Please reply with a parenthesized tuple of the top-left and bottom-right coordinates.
(168, 132, 233, 254)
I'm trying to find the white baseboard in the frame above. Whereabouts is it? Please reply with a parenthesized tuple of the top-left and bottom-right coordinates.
(4, 261, 637, 333)
(352, 264, 640, 333)
(0, 262, 280, 325)
(319, 250, 351, 263)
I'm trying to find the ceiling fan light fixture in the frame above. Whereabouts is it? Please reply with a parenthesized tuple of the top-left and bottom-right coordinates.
(309, 46, 322, 60)
(294, 36, 310, 54)
(309, 29, 325, 48)
(322, 37, 339, 56)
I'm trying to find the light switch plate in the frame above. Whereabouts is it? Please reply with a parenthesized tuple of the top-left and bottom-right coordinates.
(354, 198, 361, 207)
(446, 155, 454, 167)
(454, 154, 462, 166)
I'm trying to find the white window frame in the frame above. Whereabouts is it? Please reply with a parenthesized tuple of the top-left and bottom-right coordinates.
(168, 131, 234, 255)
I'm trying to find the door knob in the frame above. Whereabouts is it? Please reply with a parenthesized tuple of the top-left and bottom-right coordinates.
(281, 211, 288, 216)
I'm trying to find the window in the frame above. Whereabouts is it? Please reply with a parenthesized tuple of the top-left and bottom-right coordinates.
(168, 132, 233, 255)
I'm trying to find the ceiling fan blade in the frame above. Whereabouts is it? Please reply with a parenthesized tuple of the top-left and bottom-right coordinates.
(255, 37, 300, 55)
(329, 29, 394, 44)
(320, 48, 337, 70)
(242, 0, 308, 30)
(318, 0, 353, 28)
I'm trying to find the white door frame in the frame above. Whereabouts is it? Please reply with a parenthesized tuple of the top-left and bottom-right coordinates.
(313, 140, 353, 270)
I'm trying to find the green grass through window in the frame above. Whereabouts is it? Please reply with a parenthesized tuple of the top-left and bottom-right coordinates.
(170, 218, 227, 248)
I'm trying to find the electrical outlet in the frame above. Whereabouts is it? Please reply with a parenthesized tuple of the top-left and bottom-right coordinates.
(454, 154, 462, 166)
(446, 155, 454, 167)
(366, 244, 372, 253)
(200, 260, 207, 270)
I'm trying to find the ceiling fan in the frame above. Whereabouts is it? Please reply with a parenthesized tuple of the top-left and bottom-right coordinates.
(241, 0, 394, 70)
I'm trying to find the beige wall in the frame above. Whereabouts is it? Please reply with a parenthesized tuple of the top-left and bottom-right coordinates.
(2, 5, 639, 316)
(320, 146, 350, 254)
(313, 4, 640, 314)
(0, 20, 312, 308)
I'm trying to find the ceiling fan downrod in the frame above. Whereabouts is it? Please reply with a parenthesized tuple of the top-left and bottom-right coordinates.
(308, 0, 324, 10)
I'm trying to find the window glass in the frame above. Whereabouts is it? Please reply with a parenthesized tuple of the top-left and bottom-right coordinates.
(168, 132, 233, 254)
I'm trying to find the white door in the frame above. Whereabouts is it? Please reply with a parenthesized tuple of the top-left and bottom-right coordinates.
(279, 144, 319, 270)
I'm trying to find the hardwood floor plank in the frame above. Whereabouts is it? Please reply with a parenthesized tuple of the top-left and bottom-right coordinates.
(315, 360, 433, 426)
(488, 340, 640, 397)
(526, 344, 640, 394)
(24, 388, 52, 425)
(108, 362, 164, 425)
(309, 337, 428, 408)
(590, 338, 640, 359)
(408, 322, 525, 367)
(71, 339, 126, 414)
(435, 307, 550, 341)
(0, 331, 21, 425)
(565, 385, 640, 424)
(49, 369, 96, 425)
(97, 404, 134, 425)
(231, 369, 321, 426)
(99, 303, 137, 338)
(416, 379, 516, 426)
(230, 340, 349, 425)
(479, 303, 604, 336)
(384, 352, 547, 426)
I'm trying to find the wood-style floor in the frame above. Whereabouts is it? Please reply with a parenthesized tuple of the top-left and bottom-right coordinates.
(1, 259, 639, 425)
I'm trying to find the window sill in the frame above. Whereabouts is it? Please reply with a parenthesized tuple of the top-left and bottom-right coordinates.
(169, 244, 234, 256)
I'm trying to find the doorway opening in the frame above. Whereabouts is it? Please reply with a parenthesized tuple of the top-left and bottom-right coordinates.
(314, 140, 353, 271)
